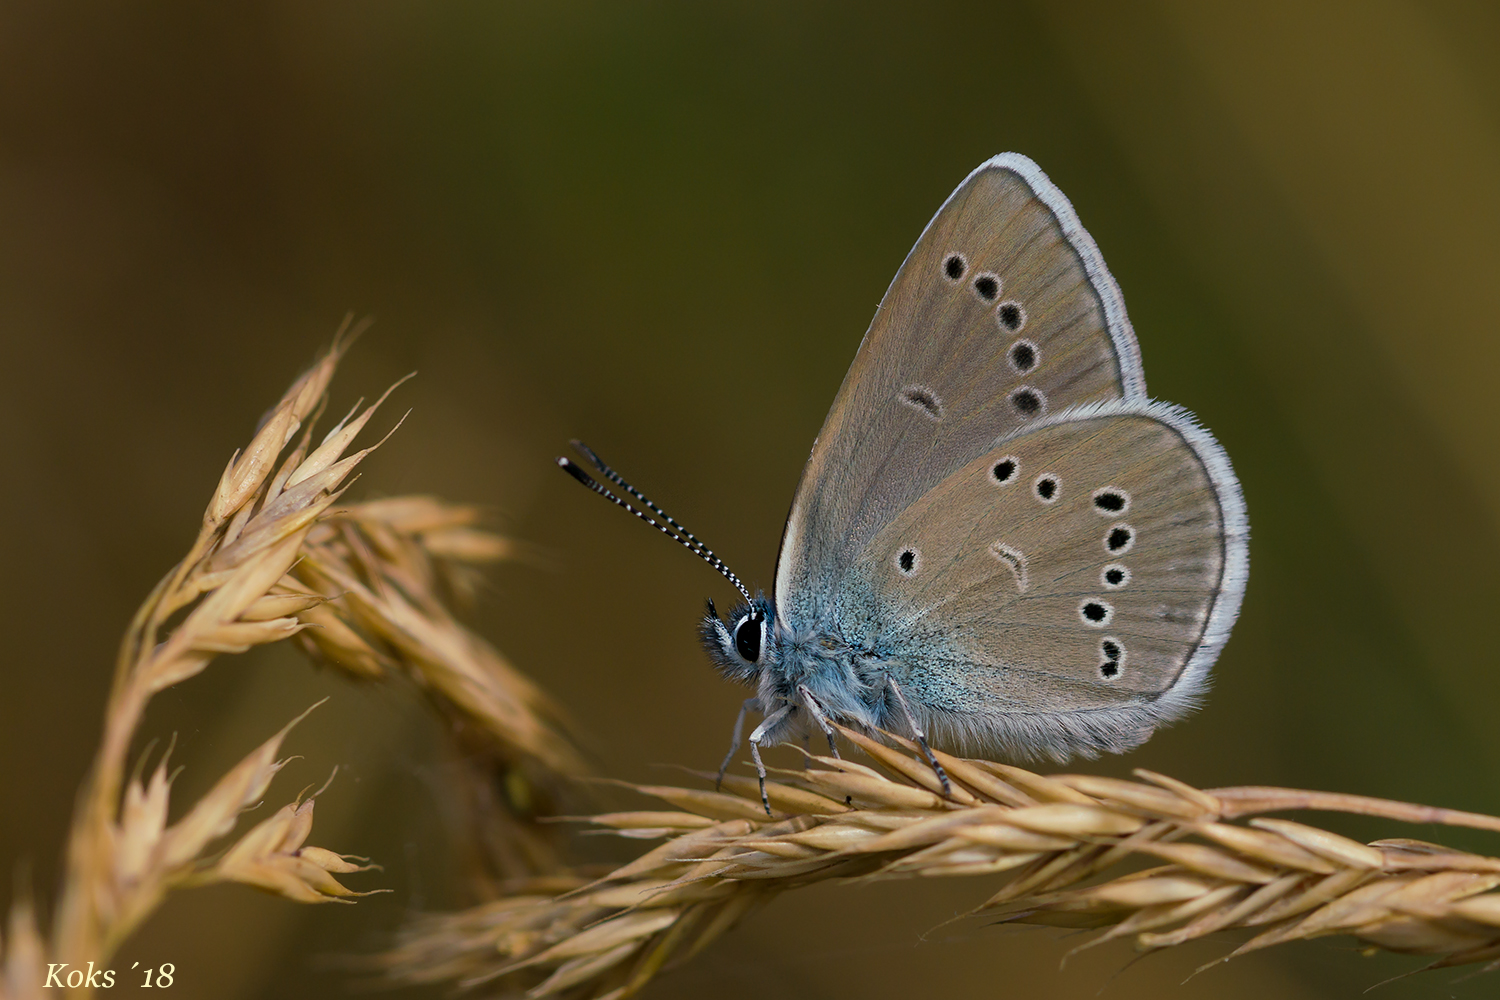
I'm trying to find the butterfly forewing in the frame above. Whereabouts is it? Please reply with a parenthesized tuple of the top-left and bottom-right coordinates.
(838, 402, 1247, 759)
(778, 155, 1145, 625)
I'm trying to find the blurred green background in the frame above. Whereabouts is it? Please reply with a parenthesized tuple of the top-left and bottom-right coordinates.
(3, 2, 1500, 997)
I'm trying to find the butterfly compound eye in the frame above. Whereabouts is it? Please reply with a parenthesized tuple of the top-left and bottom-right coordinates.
(734, 616, 762, 662)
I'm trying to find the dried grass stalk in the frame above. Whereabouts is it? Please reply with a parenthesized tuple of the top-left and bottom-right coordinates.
(380, 724, 1500, 997)
(291, 498, 586, 780)
(45, 327, 391, 974)
(0, 324, 527, 999)
(287, 496, 590, 886)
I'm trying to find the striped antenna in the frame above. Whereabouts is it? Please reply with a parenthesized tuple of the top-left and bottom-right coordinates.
(558, 443, 752, 603)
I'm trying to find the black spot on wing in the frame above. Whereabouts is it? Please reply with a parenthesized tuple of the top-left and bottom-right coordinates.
(1081, 600, 1111, 624)
(1106, 525, 1134, 553)
(1008, 340, 1038, 373)
(1099, 637, 1124, 679)
(1092, 489, 1129, 514)
(1010, 387, 1044, 418)
(997, 301, 1026, 332)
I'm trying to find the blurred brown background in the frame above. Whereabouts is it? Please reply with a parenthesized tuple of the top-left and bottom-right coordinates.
(3, 2, 1500, 997)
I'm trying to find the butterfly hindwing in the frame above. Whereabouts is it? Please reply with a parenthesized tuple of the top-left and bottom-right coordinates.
(834, 401, 1248, 760)
(777, 154, 1146, 625)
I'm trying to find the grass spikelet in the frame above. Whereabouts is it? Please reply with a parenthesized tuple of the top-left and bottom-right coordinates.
(291, 511, 585, 778)
(0, 324, 576, 997)
(380, 723, 1500, 997)
(39, 327, 396, 975)
(284, 493, 592, 888)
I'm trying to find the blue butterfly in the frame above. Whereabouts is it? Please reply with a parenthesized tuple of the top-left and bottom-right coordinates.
(562, 154, 1248, 812)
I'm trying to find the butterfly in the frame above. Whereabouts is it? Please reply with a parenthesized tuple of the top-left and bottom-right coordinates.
(560, 153, 1248, 811)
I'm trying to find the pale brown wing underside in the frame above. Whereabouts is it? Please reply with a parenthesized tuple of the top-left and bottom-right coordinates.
(777, 155, 1145, 624)
(837, 402, 1247, 756)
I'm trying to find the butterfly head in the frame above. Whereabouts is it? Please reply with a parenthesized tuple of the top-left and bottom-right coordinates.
(701, 595, 779, 683)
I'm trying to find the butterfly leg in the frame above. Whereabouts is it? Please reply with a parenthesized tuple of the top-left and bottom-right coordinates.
(748, 704, 791, 816)
(886, 677, 952, 796)
(795, 684, 842, 758)
(715, 696, 760, 790)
